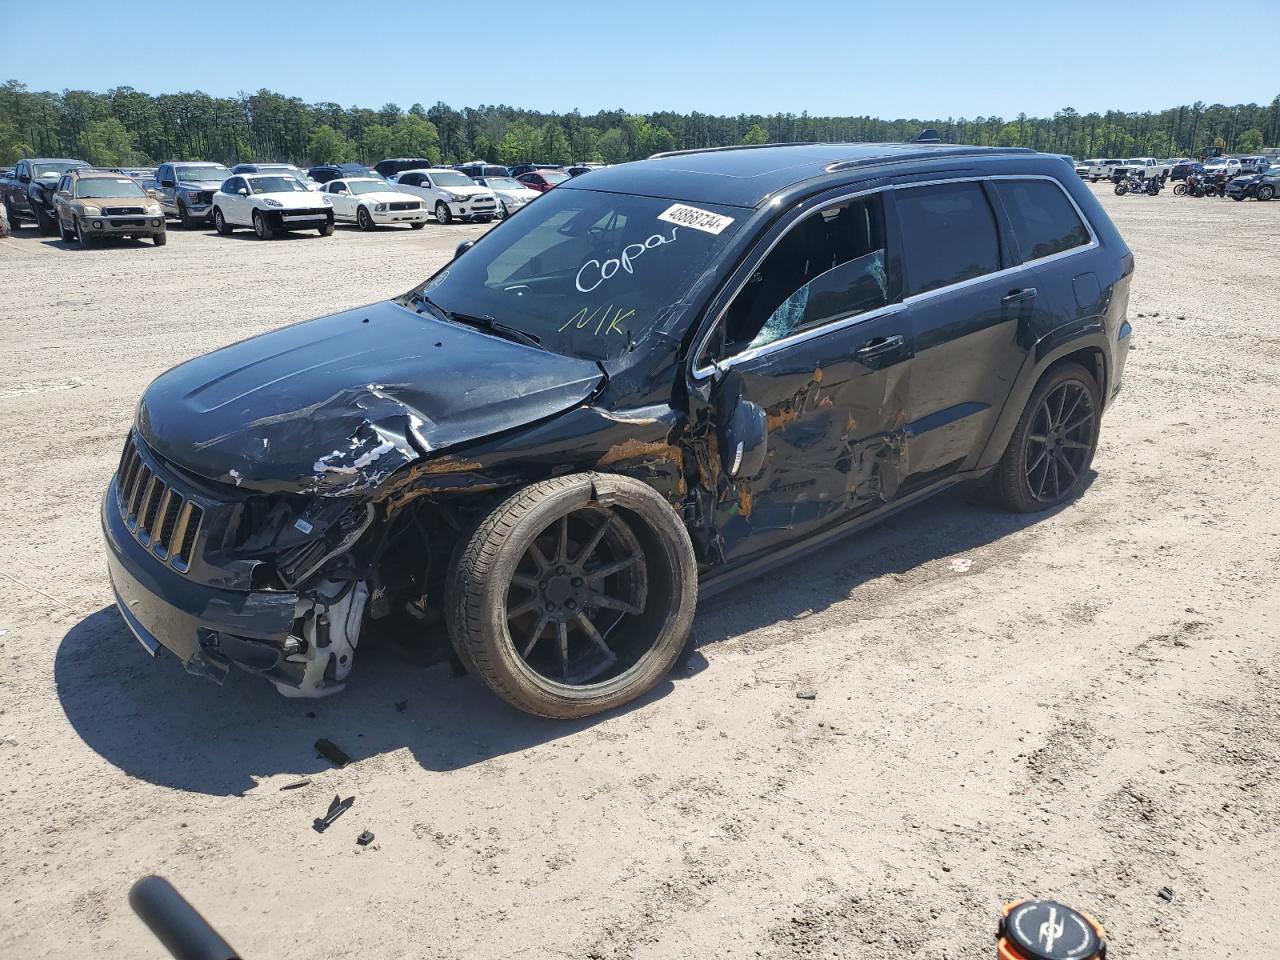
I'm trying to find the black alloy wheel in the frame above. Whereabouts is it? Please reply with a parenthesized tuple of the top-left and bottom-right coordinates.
(1023, 380, 1096, 504)
(990, 362, 1101, 512)
(447, 473, 697, 718)
(357, 207, 374, 231)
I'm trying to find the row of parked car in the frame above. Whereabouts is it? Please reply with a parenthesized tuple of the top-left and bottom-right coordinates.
(1073, 155, 1275, 183)
(0, 156, 606, 244)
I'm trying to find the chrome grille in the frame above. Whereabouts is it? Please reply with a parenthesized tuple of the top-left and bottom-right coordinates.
(116, 434, 204, 572)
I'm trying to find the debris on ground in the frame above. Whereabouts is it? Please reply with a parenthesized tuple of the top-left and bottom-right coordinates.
(315, 738, 351, 767)
(313, 795, 354, 833)
(280, 779, 311, 791)
(1158, 886, 1175, 902)
(356, 830, 375, 846)
(948, 558, 974, 573)
(796, 689, 817, 701)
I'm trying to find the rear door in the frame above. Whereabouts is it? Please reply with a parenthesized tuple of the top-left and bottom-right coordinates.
(894, 180, 1037, 489)
(696, 190, 914, 563)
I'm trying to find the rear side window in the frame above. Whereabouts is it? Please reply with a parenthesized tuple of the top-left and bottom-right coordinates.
(994, 180, 1091, 262)
(896, 182, 1001, 296)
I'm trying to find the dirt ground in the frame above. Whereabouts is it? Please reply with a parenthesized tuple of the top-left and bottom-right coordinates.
(0, 186, 1277, 959)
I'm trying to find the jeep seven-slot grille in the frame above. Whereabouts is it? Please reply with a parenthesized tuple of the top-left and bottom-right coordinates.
(116, 434, 204, 572)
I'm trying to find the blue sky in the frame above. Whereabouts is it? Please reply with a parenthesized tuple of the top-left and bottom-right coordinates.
(6, 0, 1278, 117)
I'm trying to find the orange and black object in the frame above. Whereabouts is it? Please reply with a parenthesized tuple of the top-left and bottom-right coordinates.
(997, 899, 1106, 960)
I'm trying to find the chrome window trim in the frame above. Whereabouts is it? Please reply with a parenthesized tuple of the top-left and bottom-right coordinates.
(691, 174, 1098, 380)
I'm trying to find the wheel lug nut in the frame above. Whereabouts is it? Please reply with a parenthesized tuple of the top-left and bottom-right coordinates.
(545, 602, 555, 612)
(571, 577, 583, 587)
(556, 565, 566, 575)
(566, 600, 577, 610)
(540, 581, 549, 591)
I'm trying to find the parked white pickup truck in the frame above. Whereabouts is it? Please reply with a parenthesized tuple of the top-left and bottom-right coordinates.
(1111, 158, 1172, 181)
(1079, 158, 1124, 181)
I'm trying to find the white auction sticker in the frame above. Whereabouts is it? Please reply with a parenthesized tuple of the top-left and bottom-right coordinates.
(657, 203, 735, 235)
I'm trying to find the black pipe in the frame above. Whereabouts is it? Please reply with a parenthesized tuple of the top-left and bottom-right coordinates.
(128, 876, 240, 960)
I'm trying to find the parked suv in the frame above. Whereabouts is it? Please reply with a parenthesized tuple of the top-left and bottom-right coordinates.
(455, 162, 510, 179)
(373, 157, 436, 179)
(152, 162, 232, 227)
(2, 157, 91, 233)
(388, 168, 497, 223)
(102, 142, 1132, 719)
(53, 168, 167, 247)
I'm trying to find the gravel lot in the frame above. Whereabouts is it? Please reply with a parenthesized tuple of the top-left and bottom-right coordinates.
(1, 186, 1277, 959)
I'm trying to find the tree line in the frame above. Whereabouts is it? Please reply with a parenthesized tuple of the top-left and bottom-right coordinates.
(1, 80, 1276, 169)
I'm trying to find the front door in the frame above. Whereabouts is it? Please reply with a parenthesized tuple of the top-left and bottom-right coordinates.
(697, 191, 914, 564)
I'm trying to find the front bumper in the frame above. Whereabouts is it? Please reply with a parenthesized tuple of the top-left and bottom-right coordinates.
(372, 207, 430, 224)
(102, 477, 301, 686)
(266, 208, 333, 229)
(85, 215, 166, 236)
(447, 200, 497, 220)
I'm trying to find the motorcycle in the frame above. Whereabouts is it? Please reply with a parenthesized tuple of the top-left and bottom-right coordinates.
(1114, 172, 1160, 196)
(1173, 172, 1208, 197)
(1200, 171, 1231, 198)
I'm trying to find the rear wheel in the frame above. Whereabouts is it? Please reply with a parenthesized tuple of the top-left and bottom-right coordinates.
(1114, 183, 1127, 195)
(1173, 183, 1186, 196)
(253, 210, 273, 239)
(1258, 184, 1275, 201)
(446, 474, 697, 719)
(435, 201, 452, 224)
(990, 362, 1101, 513)
(214, 208, 233, 234)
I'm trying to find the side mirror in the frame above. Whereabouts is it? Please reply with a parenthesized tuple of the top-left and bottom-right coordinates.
(237, 188, 249, 196)
(161, 179, 176, 188)
(146, 188, 158, 199)
(454, 239, 476, 259)
(715, 370, 768, 480)
(18, 174, 30, 184)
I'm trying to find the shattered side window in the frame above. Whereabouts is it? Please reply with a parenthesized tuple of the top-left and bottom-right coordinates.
(715, 193, 893, 357)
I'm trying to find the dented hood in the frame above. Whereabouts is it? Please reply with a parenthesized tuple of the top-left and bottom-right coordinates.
(137, 300, 603, 495)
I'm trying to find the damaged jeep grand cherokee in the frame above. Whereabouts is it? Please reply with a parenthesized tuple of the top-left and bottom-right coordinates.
(103, 142, 1133, 718)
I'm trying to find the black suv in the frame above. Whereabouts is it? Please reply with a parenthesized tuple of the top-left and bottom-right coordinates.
(103, 142, 1133, 718)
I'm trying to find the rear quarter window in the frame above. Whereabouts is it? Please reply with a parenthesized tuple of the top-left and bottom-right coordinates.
(896, 182, 1002, 296)
(993, 179, 1091, 262)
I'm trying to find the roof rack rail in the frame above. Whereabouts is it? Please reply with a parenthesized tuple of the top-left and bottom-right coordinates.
(824, 146, 1034, 174)
(648, 141, 819, 160)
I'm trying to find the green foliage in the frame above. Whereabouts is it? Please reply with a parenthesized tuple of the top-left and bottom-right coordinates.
(306, 124, 357, 164)
(1, 79, 1276, 170)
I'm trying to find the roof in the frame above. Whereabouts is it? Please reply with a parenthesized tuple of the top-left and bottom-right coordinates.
(564, 142, 1035, 208)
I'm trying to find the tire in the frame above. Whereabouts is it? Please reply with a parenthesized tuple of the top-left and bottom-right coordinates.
(497, 200, 509, 219)
(476, 215, 492, 223)
(3, 198, 16, 227)
(58, 214, 75, 243)
(318, 221, 334, 236)
(74, 217, 93, 250)
(33, 202, 56, 236)
(409, 221, 425, 229)
(435, 201, 452, 224)
(989, 361, 1101, 513)
(356, 207, 374, 231)
(1090, 176, 1099, 183)
(1258, 184, 1275, 201)
(1231, 194, 1244, 201)
(152, 230, 167, 246)
(1173, 183, 1186, 196)
(214, 207, 233, 234)
(1114, 184, 1127, 196)
(446, 473, 698, 719)
(253, 210, 273, 239)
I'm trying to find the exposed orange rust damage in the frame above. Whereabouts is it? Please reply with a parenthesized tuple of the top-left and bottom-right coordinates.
(417, 456, 484, 475)
(597, 437, 684, 472)
(767, 405, 798, 433)
(738, 483, 753, 517)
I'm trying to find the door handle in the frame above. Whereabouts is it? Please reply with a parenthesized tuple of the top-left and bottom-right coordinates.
(1002, 287, 1038, 304)
(854, 334, 905, 359)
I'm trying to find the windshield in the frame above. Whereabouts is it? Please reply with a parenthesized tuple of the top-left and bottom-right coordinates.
(403, 189, 744, 362)
(348, 180, 388, 195)
(34, 161, 85, 178)
(75, 177, 148, 199)
(429, 171, 475, 187)
(176, 164, 230, 182)
(248, 176, 309, 194)
(482, 177, 523, 190)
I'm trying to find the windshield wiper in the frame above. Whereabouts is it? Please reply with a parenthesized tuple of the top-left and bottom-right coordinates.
(411, 293, 545, 350)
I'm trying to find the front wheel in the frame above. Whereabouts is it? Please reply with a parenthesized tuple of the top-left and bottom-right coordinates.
(253, 210, 274, 239)
(74, 217, 93, 249)
(446, 473, 698, 719)
(989, 362, 1101, 513)
(356, 207, 374, 231)
(409, 220, 425, 229)
(1114, 183, 1128, 195)
(33, 203, 56, 236)
(318, 221, 334, 236)
(1258, 184, 1275, 201)
(1173, 183, 1186, 196)
(214, 208, 233, 234)
(496, 200, 509, 219)
(152, 230, 167, 246)
(435, 201, 452, 224)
